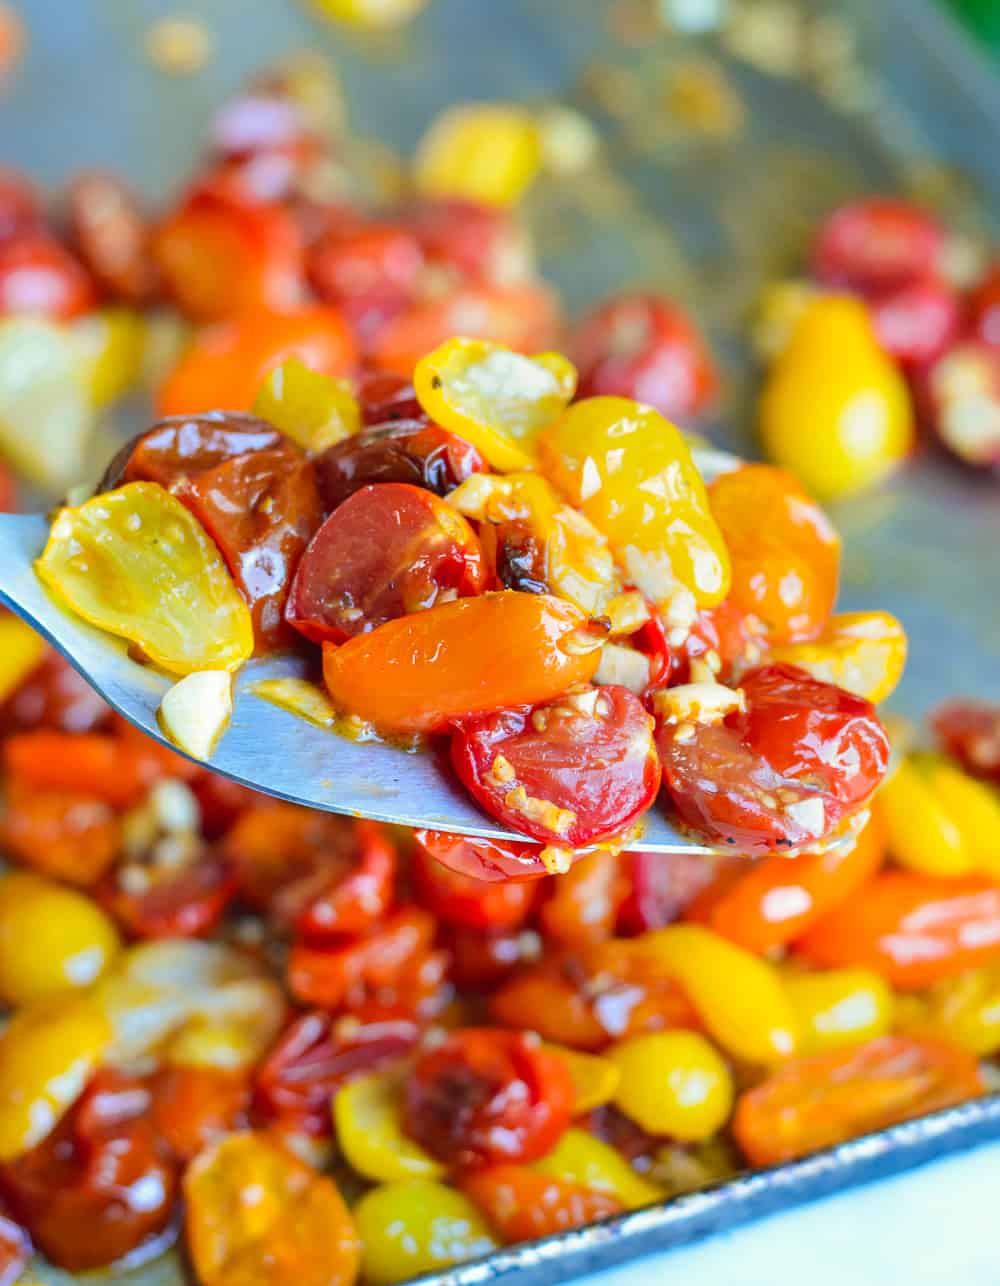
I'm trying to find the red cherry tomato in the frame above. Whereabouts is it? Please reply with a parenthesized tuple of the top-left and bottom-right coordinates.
(969, 262, 1000, 348)
(253, 1010, 421, 1136)
(99, 411, 284, 491)
(411, 839, 538, 931)
(308, 223, 424, 348)
(67, 170, 158, 305)
(355, 367, 425, 425)
(189, 772, 260, 839)
(920, 340, 1000, 468)
(296, 819, 396, 942)
(452, 685, 660, 848)
(617, 851, 722, 934)
(867, 276, 961, 370)
(933, 699, 1000, 784)
(0, 233, 97, 320)
(569, 292, 718, 421)
(413, 830, 554, 881)
(657, 663, 889, 854)
(403, 1028, 574, 1168)
(403, 197, 531, 283)
(0, 169, 40, 241)
(811, 198, 943, 292)
(448, 927, 537, 989)
(0, 1072, 177, 1273)
(3, 730, 187, 809)
(287, 482, 485, 644)
(585, 1103, 660, 1166)
(0, 651, 110, 737)
(0, 779, 119, 886)
(98, 852, 236, 940)
(150, 1065, 251, 1163)
(463, 1165, 623, 1243)
(314, 420, 484, 511)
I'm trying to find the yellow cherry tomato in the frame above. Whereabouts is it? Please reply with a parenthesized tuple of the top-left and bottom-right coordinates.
(539, 396, 730, 612)
(0, 994, 111, 1160)
(354, 1180, 498, 1285)
(334, 1071, 445, 1183)
(310, 0, 429, 29)
(252, 356, 360, 452)
(760, 295, 914, 500)
(543, 1045, 621, 1114)
(415, 339, 576, 472)
(414, 104, 542, 207)
(72, 308, 146, 410)
(637, 924, 799, 1063)
(0, 872, 120, 1006)
(784, 967, 893, 1056)
(898, 963, 1000, 1057)
(769, 610, 908, 704)
(607, 1031, 733, 1141)
(36, 482, 254, 675)
(532, 1128, 663, 1210)
(927, 757, 1000, 882)
(0, 616, 46, 705)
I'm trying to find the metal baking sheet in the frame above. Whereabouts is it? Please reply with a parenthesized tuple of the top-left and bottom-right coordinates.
(4, 1, 1000, 1282)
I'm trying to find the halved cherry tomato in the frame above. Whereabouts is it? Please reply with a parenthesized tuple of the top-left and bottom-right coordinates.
(0, 650, 109, 737)
(0, 234, 97, 320)
(463, 1165, 623, 1243)
(732, 1035, 982, 1167)
(356, 368, 425, 425)
(539, 850, 630, 947)
(150, 1065, 251, 1162)
(100, 411, 284, 491)
(708, 464, 840, 644)
(687, 807, 885, 953)
(157, 305, 357, 417)
(308, 222, 424, 347)
(811, 198, 944, 292)
(570, 292, 717, 421)
(67, 170, 158, 305)
(448, 928, 538, 989)
(0, 1199, 30, 1286)
(452, 685, 660, 847)
(98, 854, 236, 940)
(154, 188, 304, 320)
(933, 700, 1000, 784)
(617, 851, 722, 934)
(403, 1028, 574, 1168)
(0, 463, 14, 513)
(404, 196, 532, 283)
(3, 730, 183, 808)
(0, 779, 119, 886)
(322, 592, 603, 736)
(795, 871, 1000, 989)
(287, 482, 485, 644)
(410, 840, 538, 930)
(0, 169, 39, 241)
(0, 1071, 178, 1272)
(657, 664, 890, 853)
(413, 830, 553, 881)
(291, 819, 397, 942)
(253, 1010, 420, 1136)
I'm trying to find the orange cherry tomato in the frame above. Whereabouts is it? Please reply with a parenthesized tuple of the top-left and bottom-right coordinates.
(157, 305, 357, 417)
(3, 730, 182, 809)
(150, 1065, 251, 1163)
(708, 464, 840, 644)
(732, 1035, 983, 1167)
(687, 808, 885, 954)
(539, 850, 630, 948)
(411, 840, 538, 931)
(154, 188, 305, 321)
(0, 779, 119, 886)
(463, 1165, 623, 1243)
(321, 592, 602, 736)
(795, 872, 1000, 989)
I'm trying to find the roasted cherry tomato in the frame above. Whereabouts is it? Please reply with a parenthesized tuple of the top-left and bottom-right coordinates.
(67, 170, 158, 305)
(403, 1028, 574, 1168)
(0, 779, 118, 886)
(150, 1065, 251, 1163)
(0, 650, 109, 737)
(569, 292, 717, 421)
(98, 853, 235, 940)
(3, 729, 186, 808)
(0, 1071, 178, 1272)
(154, 187, 304, 320)
(769, 610, 907, 705)
(448, 927, 538, 988)
(708, 464, 840, 645)
(795, 871, 1000, 989)
(732, 1035, 982, 1167)
(414, 104, 541, 207)
(452, 685, 660, 847)
(411, 840, 538, 930)
(617, 850, 722, 934)
(403, 196, 532, 284)
(254, 1010, 420, 1136)
(157, 305, 357, 417)
(100, 411, 283, 491)
(322, 592, 603, 736)
(413, 830, 553, 881)
(356, 368, 425, 425)
(868, 275, 961, 370)
(811, 198, 944, 292)
(658, 663, 889, 853)
(933, 699, 1000, 784)
(463, 1165, 623, 1243)
(539, 850, 630, 947)
(308, 222, 424, 347)
(295, 820, 397, 942)
(0, 233, 97, 321)
(287, 482, 485, 644)
(920, 339, 1000, 468)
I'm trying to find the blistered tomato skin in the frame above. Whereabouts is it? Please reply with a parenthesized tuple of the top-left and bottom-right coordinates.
(287, 482, 485, 644)
(811, 199, 944, 292)
(36, 483, 254, 675)
(451, 685, 660, 847)
(539, 396, 730, 611)
(322, 591, 602, 735)
(99, 411, 284, 491)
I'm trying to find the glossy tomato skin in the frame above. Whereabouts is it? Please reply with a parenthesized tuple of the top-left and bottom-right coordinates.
(314, 420, 485, 510)
(811, 198, 944, 292)
(356, 368, 425, 425)
(403, 1028, 574, 1168)
(99, 412, 284, 492)
(462, 1165, 623, 1243)
(570, 292, 717, 421)
(0, 233, 97, 320)
(452, 686, 660, 847)
(410, 840, 538, 931)
(295, 819, 396, 942)
(287, 481, 485, 644)
(0, 1072, 178, 1273)
(413, 830, 553, 882)
(933, 700, 1000, 784)
(67, 170, 158, 305)
(308, 222, 425, 348)
(150, 1066, 251, 1164)
(98, 852, 236, 940)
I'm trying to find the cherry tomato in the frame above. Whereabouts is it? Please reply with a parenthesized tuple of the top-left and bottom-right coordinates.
(795, 871, 1000, 989)
(811, 198, 944, 292)
(668, 600, 764, 687)
(0, 233, 97, 320)
(323, 591, 603, 736)
(463, 1165, 623, 1243)
(413, 830, 553, 881)
(403, 197, 532, 284)
(933, 700, 1000, 784)
(969, 262, 1000, 348)
(0, 1200, 30, 1286)
(617, 851, 722, 934)
(253, 1010, 420, 1136)
(150, 1065, 251, 1162)
(100, 411, 284, 491)
(157, 305, 357, 417)
(708, 464, 840, 645)
(67, 170, 158, 305)
(403, 1028, 574, 1168)
(3, 730, 184, 808)
(287, 482, 485, 644)
(569, 292, 717, 421)
(733, 1035, 982, 1167)
(98, 853, 236, 940)
(452, 685, 659, 847)
(411, 839, 538, 930)
(315, 419, 485, 512)
(0, 650, 109, 736)
(0, 1071, 178, 1272)
(308, 222, 424, 347)
(657, 664, 890, 854)
(448, 927, 538, 989)
(190, 772, 260, 839)
(0, 779, 119, 886)
(868, 275, 961, 370)
(206, 94, 318, 204)
(920, 339, 1000, 468)
(296, 820, 397, 942)
(0, 169, 40, 241)
(154, 187, 304, 320)
(539, 850, 630, 947)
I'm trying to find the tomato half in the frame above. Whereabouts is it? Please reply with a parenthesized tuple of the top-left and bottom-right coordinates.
(150, 1065, 251, 1163)
(67, 170, 158, 305)
(99, 411, 284, 491)
(98, 853, 236, 940)
(287, 482, 485, 644)
(410, 840, 538, 930)
(295, 819, 396, 942)
(463, 1165, 623, 1243)
(413, 830, 553, 881)
(811, 198, 943, 292)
